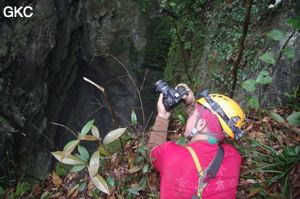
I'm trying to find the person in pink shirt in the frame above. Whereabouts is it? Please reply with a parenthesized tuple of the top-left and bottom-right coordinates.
(147, 83, 245, 199)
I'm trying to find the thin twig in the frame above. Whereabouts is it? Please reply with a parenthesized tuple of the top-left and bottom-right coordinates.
(83, 77, 124, 152)
(139, 68, 149, 93)
(101, 54, 146, 126)
(50, 122, 77, 138)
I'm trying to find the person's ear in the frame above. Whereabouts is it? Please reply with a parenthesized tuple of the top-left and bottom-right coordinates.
(196, 119, 207, 132)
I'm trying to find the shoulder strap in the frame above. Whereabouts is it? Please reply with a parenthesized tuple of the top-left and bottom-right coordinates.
(185, 145, 225, 199)
(204, 145, 224, 182)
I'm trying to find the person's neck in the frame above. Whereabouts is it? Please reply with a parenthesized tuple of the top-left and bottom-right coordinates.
(189, 134, 209, 143)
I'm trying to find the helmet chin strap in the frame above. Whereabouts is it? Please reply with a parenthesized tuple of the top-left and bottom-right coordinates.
(187, 106, 223, 145)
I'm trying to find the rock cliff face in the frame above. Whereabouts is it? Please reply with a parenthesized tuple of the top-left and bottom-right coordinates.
(0, 0, 163, 180)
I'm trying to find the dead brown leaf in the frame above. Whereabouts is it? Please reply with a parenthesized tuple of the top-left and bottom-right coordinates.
(51, 171, 62, 188)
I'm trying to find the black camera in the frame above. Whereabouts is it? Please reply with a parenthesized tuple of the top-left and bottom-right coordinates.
(154, 80, 189, 111)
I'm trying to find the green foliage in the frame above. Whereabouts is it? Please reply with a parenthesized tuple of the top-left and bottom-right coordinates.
(0, 186, 5, 195)
(241, 140, 300, 198)
(255, 70, 272, 84)
(259, 52, 276, 64)
(80, 120, 95, 136)
(287, 16, 300, 30)
(242, 70, 272, 109)
(245, 96, 259, 109)
(242, 79, 256, 92)
(10, 182, 32, 199)
(267, 111, 285, 123)
(131, 110, 137, 126)
(287, 112, 300, 126)
(266, 29, 286, 41)
(55, 162, 72, 176)
(176, 137, 188, 146)
(0, 116, 5, 123)
(51, 120, 129, 195)
(282, 49, 295, 59)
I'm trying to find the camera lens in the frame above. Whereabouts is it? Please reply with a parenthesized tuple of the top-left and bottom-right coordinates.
(154, 80, 169, 94)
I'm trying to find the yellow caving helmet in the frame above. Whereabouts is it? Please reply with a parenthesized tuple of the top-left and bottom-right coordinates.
(197, 93, 245, 140)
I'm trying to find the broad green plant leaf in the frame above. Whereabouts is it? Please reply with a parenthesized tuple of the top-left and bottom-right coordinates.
(51, 151, 85, 165)
(103, 128, 127, 145)
(287, 16, 300, 30)
(80, 119, 95, 136)
(242, 79, 256, 92)
(127, 187, 142, 195)
(131, 110, 137, 126)
(256, 70, 272, 84)
(106, 176, 115, 187)
(259, 52, 276, 64)
(88, 151, 100, 177)
(128, 166, 140, 173)
(266, 30, 286, 41)
(98, 145, 112, 157)
(245, 96, 259, 109)
(176, 137, 188, 146)
(142, 164, 149, 173)
(63, 140, 80, 155)
(91, 174, 110, 194)
(91, 125, 100, 139)
(134, 156, 144, 163)
(78, 145, 89, 160)
(79, 135, 99, 141)
(78, 181, 87, 191)
(267, 111, 285, 123)
(74, 153, 88, 163)
(282, 49, 295, 59)
(287, 112, 300, 126)
(139, 176, 147, 188)
(70, 165, 85, 172)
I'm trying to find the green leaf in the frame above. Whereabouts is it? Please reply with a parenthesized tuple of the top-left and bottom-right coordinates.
(80, 120, 95, 136)
(70, 165, 85, 172)
(282, 49, 295, 59)
(79, 135, 99, 141)
(91, 174, 110, 195)
(256, 70, 272, 84)
(245, 96, 259, 109)
(139, 176, 147, 188)
(266, 30, 286, 41)
(176, 137, 188, 146)
(0, 186, 5, 195)
(127, 188, 142, 195)
(78, 145, 89, 160)
(106, 176, 115, 187)
(134, 156, 144, 163)
(103, 128, 127, 145)
(136, 146, 148, 157)
(91, 125, 100, 139)
(88, 151, 100, 177)
(0, 116, 5, 123)
(63, 140, 80, 155)
(78, 181, 87, 191)
(142, 164, 149, 173)
(131, 110, 137, 126)
(128, 166, 140, 173)
(242, 79, 256, 92)
(268, 112, 285, 123)
(177, 114, 186, 125)
(259, 52, 276, 64)
(287, 112, 300, 126)
(74, 153, 88, 163)
(51, 151, 85, 165)
(40, 191, 51, 199)
(287, 16, 300, 30)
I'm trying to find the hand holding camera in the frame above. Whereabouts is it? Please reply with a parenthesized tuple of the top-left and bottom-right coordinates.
(154, 80, 193, 113)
